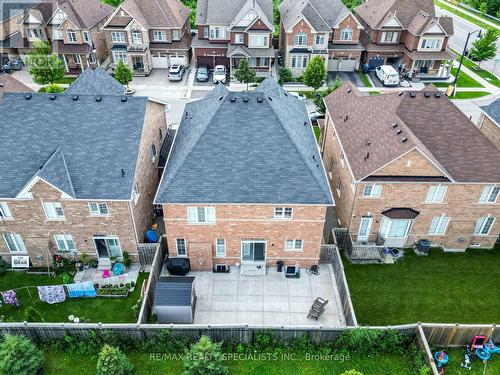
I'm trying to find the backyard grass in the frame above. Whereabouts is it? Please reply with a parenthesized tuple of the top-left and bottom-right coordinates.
(343, 248, 500, 325)
(357, 72, 373, 87)
(44, 351, 418, 375)
(439, 348, 500, 374)
(313, 125, 321, 142)
(434, 0, 497, 30)
(53, 76, 78, 84)
(451, 91, 490, 99)
(0, 271, 148, 323)
(433, 67, 484, 88)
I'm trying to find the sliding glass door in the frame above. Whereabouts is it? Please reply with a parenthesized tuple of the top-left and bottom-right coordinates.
(241, 241, 266, 262)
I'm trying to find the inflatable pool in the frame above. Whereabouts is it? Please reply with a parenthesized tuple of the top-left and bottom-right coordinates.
(484, 340, 500, 355)
(434, 351, 449, 368)
(476, 348, 491, 361)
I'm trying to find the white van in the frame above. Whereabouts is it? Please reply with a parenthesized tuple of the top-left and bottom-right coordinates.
(375, 65, 400, 86)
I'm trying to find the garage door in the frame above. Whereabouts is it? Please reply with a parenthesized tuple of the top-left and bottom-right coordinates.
(169, 55, 186, 66)
(215, 56, 229, 68)
(339, 58, 358, 72)
(198, 56, 214, 69)
(152, 53, 169, 69)
(368, 57, 384, 70)
(327, 57, 340, 71)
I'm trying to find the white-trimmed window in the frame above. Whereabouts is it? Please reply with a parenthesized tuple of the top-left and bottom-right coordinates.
(426, 185, 447, 203)
(285, 239, 303, 251)
(153, 30, 167, 41)
(248, 34, 268, 48)
(67, 29, 77, 43)
(474, 216, 495, 235)
(428, 215, 449, 235)
(291, 55, 308, 68)
(89, 202, 109, 216)
(274, 207, 293, 219)
(379, 217, 412, 238)
(209, 26, 227, 40)
(151, 144, 157, 161)
(216, 238, 226, 257)
(176, 238, 187, 256)
(3, 234, 26, 253)
(111, 32, 125, 43)
(479, 186, 499, 203)
(187, 207, 216, 224)
(43, 202, 64, 219)
(131, 30, 142, 44)
(381, 31, 397, 43)
(420, 38, 442, 50)
(54, 234, 76, 252)
(340, 27, 352, 41)
(294, 33, 307, 46)
(0, 202, 13, 220)
(172, 29, 180, 41)
(82, 31, 91, 43)
(234, 33, 244, 44)
(112, 51, 127, 63)
(357, 216, 373, 241)
(315, 34, 325, 45)
(54, 29, 63, 40)
(363, 184, 381, 198)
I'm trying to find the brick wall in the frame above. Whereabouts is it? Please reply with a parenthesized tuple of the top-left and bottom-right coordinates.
(375, 149, 445, 176)
(477, 114, 500, 150)
(332, 15, 361, 44)
(162, 204, 328, 270)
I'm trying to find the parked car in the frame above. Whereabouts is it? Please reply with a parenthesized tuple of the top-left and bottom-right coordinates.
(375, 65, 400, 86)
(289, 92, 306, 101)
(196, 65, 209, 82)
(213, 65, 227, 84)
(168, 65, 185, 81)
(309, 111, 325, 121)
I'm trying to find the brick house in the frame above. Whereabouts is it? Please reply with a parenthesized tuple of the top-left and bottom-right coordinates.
(155, 79, 334, 274)
(321, 83, 500, 251)
(14, 0, 113, 74)
(354, 0, 455, 79)
(0, 91, 167, 267)
(0, 1, 33, 63)
(192, 0, 275, 77)
(101, 0, 192, 76)
(279, 0, 364, 77)
(477, 98, 500, 150)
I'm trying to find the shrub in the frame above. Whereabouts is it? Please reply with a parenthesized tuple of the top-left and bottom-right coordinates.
(62, 272, 74, 284)
(0, 334, 43, 375)
(278, 67, 292, 85)
(24, 306, 44, 322)
(340, 371, 363, 375)
(335, 328, 412, 356)
(183, 336, 228, 375)
(0, 256, 8, 275)
(122, 251, 131, 268)
(96, 344, 133, 375)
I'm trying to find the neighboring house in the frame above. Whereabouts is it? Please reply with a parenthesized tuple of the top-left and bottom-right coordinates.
(15, 0, 113, 74)
(354, 0, 455, 79)
(0, 73, 33, 99)
(65, 67, 126, 95)
(321, 83, 500, 251)
(477, 99, 500, 150)
(193, 0, 275, 77)
(0, 92, 167, 267)
(102, 0, 192, 76)
(0, 1, 32, 63)
(155, 79, 334, 274)
(279, 0, 364, 77)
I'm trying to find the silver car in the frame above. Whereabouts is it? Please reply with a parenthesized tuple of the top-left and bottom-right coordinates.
(213, 65, 227, 84)
(168, 65, 185, 81)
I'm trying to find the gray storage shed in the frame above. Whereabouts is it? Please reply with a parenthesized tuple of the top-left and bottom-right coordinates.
(153, 276, 196, 324)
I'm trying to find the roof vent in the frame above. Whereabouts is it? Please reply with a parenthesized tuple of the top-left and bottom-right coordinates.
(400, 136, 408, 143)
(268, 96, 272, 101)
(24, 94, 32, 100)
(435, 92, 441, 98)
(366, 140, 371, 146)
(396, 129, 402, 135)
(121, 96, 127, 102)
(391, 123, 398, 128)
(49, 94, 56, 100)
(72, 95, 78, 101)
(344, 115, 348, 121)
(304, 121, 307, 127)
(95, 96, 102, 102)
(284, 92, 288, 96)
(121, 169, 125, 177)
(410, 92, 416, 98)
(347, 89, 352, 93)
(219, 96, 224, 101)
(364, 152, 370, 160)
(0, 83, 4, 88)
(243, 97, 249, 103)
(185, 111, 188, 118)
(257, 97, 263, 103)
(398, 91, 404, 96)
(230, 97, 236, 103)
(424, 92, 431, 98)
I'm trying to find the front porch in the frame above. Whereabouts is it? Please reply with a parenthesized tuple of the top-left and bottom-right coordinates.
(228, 45, 275, 78)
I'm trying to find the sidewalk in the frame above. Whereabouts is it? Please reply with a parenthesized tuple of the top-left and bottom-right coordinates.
(437, 0, 499, 30)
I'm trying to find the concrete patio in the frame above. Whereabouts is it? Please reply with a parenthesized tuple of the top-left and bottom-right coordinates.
(185, 265, 345, 326)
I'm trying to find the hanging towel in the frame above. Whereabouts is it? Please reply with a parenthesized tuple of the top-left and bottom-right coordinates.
(37, 285, 66, 304)
(65, 281, 96, 298)
(2, 290, 19, 306)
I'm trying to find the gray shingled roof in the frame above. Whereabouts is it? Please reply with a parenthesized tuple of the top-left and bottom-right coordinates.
(280, 0, 351, 32)
(0, 93, 149, 199)
(155, 79, 333, 205)
(65, 68, 126, 96)
(0, 0, 38, 22)
(481, 98, 500, 126)
(196, 0, 273, 26)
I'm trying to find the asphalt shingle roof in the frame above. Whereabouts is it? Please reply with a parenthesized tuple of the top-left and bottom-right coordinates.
(481, 98, 500, 126)
(0, 93, 149, 199)
(196, 0, 273, 27)
(155, 79, 333, 205)
(279, 0, 350, 32)
(65, 68, 126, 96)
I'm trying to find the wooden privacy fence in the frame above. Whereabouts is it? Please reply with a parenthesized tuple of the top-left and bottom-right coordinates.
(333, 228, 384, 262)
(422, 323, 499, 347)
(138, 243, 159, 267)
(137, 237, 167, 324)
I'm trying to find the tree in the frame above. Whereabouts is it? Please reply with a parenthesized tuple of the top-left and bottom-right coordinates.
(0, 334, 43, 375)
(340, 371, 364, 375)
(102, 0, 123, 6)
(183, 336, 228, 375)
(234, 59, 256, 91)
(96, 345, 133, 375)
(26, 40, 65, 85)
(479, 2, 487, 15)
(469, 29, 498, 67)
(342, 0, 362, 10)
(114, 59, 133, 86)
(313, 76, 342, 114)
(302, 56, 327, 91)
(278, 67, 293, 85)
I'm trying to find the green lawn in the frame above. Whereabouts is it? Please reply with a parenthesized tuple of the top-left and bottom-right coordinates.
(456, 54, 500, 88)
(44, 351, 418, 375)
(313, 125, 321, 142)
(54, 76, 78, 84)
(0, 271, 148, 323)
(439, 348, 500, 374)
(434, 0, 497, 30)
(433, 67, 484, 88)
(451, 91, 490, 99)
(357, 72, 373, 87)
(343, 249, 500, 325)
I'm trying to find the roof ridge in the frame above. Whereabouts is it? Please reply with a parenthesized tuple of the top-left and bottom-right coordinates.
(306, 0, 330, 29)
(263, 95, 332, 203)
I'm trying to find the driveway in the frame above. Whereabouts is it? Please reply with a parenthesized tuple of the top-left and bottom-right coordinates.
(193, 70, 230, 87)
(131, 67, 190, 87)
(327, 71, 365, 87)
(367, 71, 385, 87)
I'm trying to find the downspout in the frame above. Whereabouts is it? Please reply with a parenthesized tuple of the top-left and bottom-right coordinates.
(347, 182, 358, 236)
(128, 200, 140, 248)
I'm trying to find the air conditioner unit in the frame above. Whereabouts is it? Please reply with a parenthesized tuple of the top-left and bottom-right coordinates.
(213, 264, 230, 273)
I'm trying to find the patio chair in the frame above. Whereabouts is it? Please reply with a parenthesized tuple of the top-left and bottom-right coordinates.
(312, 297, 329, 309)
(307, 305, 325, 320)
